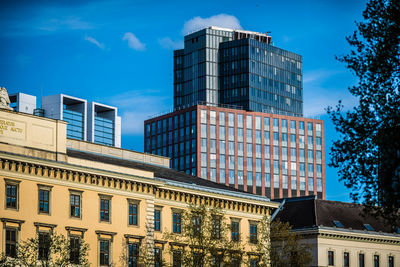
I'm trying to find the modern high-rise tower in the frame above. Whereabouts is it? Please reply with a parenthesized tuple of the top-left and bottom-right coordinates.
(146, 27, 324, 199)
(174, 26, 303, 117)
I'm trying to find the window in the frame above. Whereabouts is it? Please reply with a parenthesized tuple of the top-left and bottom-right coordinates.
(173, 250, 182, 267)
(363, 223, 374, 231)
(328, 251, 334, 266)
(193, 252, 204, 267)
(389, 256, 394, 267)
(70, 192, 81, 218)
(100, 195, 112, 222)
(344, 252, 349, 267)
(231, 220, 240, 241)
(128, 202, 138, 226)
(38, 186, 51, 214)
(154, 208, 161, 231)
(5, 228, 17, 257)
(154, 247, 162, 267)
(359, 253, 365, 267)
(374, 255, 380, 267)
(212, 216, 221, 239)
(70, 236, 81, 264)
(219, 112, 225, 125)
(100, 240, 110, 266)
(333, 221, 344, 228)
(192, 215, 202, 237)
(250, 223, 258, 244)
(128, 243, 139, 267)
(38, 232, 50, 260)
(5, 179, 20, 209)
(250, 259, 259, 267)
(173, 211, 182, 233)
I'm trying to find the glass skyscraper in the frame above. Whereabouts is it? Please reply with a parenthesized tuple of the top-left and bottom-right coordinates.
(146, 26, 325, 199)
(174, 26, 303, 117)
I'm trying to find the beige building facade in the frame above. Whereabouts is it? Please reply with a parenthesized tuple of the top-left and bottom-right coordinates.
(0, 108, 279, 266)
(275, 196, 400, 267)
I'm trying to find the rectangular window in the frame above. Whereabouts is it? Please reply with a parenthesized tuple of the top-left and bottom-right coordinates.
(344, 252, 349, 267)
(219, 126, 225, 140)
(129, 203, 138, 226)
(173, 250, 182, 267)
(359, 253, 365, 267)
(70, 236, 81, 264)
(374, 255, 380, 267)
(154, 209, 161, 231)
(154, 247, 162, 267)
(5, 228, 17, 258)
(246, 115, 253, 129)
(210, 111, 216, 124)
(328, 251, 334, 266)
(250, 223, 258, 244)
(237, 114, 243, 128)
(173, 212, 182, 233)
(6, 182, 18, 209)
(228, 113, 234, 127)
(219, 112, 225, 125)
(231, 220, 240, 242)
(100, 198, 110, 222)
(100, 240, 110, 266)
(200, 110, 207, 124)
(38, 232, 50, 260)
(70, 193, 81, 218)
(128, 243, 139, 267)
(39, 189, 50, 214)
(212, 216, 221, 239)
(389, 256, 394, 267)
(264, 117, 270, 130)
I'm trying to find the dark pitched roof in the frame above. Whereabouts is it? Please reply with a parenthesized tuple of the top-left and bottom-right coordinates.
(275, 196, 396, 234)
(67, 149, 246, 194)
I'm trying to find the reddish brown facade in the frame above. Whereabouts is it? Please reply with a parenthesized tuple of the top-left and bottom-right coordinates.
(145, 105, 325, 199)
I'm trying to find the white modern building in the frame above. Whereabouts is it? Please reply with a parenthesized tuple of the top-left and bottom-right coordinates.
(9, 93, 37, 114)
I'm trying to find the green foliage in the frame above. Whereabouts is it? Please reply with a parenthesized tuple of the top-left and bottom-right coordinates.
(0, 231, 90, 267)
(328, 0, 400, 227)
(268, 220, 312, 267)
(163, 205, 311, 267)
(163, 204, 245, 266)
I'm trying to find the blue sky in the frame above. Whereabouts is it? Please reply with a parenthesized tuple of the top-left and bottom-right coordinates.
(0, 0, 367, 201)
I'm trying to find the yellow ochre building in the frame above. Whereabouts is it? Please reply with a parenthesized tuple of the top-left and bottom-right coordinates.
(0, 107, 279, 266)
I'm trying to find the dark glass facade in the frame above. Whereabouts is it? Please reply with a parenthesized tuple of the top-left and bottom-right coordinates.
(174, 27, 303, 117)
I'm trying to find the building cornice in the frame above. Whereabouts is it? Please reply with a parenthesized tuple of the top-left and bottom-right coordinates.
(293, 226, 400, 245)
(0, 153, 277, 215)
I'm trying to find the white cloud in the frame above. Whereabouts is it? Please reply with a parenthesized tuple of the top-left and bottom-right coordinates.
(122, 32, 146, 51)
(182, 14, 242, 35)
(108, 90, 170, 135)
(84, 35, 105, 50)
(158, 37, 184, 50)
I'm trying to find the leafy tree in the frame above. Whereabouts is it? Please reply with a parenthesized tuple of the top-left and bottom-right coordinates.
(265, 220, 312, 267)
(163, 204, 244, 266)
(328, 0, 400, 227)
(0, 231, 90, 266)
(162, 204, 311, 267)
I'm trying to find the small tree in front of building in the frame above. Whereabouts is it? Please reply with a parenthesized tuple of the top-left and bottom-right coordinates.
(163, 203, 246, 266)
(0, 231, 90, 267)
(257, 219, 312, 267)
